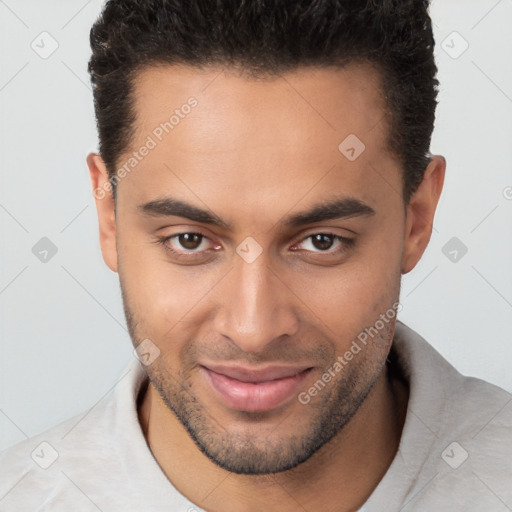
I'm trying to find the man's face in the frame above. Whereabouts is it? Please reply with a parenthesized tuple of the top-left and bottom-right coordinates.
(97, 63, 416, 474)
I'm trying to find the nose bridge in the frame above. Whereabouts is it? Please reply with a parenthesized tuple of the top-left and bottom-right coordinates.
(214, 253, 299, 353)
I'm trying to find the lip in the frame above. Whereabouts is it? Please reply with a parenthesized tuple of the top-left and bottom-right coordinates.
(203, 363, 311, 382)
(200, 364, 312, 412)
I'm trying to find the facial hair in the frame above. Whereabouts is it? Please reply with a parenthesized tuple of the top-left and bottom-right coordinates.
(120, 279, 395, 475)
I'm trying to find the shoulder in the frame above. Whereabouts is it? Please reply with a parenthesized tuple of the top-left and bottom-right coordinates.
(393, 320, 512, 438)
(0, 373, 127, 511)
(0, 408, 101, 510)
(392, 321, 512, 508)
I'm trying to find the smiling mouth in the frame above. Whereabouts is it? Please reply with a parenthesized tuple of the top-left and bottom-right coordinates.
(200, 364, 313, 412)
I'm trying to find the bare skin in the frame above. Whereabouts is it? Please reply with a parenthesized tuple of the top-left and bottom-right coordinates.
(88, 62, 444, 511)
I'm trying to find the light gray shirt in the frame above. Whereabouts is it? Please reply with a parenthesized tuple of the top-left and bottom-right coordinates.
(1, 321, 511, 511)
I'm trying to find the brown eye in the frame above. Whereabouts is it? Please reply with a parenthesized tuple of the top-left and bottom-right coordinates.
(156, 232, 212, 255)
(293, 233, 355, 256)
(178, 233, 203, 250)
(310, 234, 335, 251)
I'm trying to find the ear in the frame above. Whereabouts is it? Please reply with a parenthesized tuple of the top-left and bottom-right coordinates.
(401, 155, 446, 274)
(87, 152, 118, 273)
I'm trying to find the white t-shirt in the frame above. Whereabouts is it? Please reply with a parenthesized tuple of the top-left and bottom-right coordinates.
(1, 321, 511, 511)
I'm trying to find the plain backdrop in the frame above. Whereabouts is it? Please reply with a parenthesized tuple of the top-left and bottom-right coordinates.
(1, 0, 511, 452)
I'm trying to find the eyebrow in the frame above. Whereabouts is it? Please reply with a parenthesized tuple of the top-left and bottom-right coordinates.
(138, 196, 375, 230)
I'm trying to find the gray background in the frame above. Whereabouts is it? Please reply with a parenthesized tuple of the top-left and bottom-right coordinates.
(1, 0, 511, 452)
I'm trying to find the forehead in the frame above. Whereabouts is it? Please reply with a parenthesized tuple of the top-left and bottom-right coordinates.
(118, 63, 400, 223)
(131, 62, 388, 149)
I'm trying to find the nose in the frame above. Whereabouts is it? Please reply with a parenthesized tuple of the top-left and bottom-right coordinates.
(213, 252, 300, 354)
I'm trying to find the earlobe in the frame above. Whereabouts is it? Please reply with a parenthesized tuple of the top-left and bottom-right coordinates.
(87, 152, 119, 273)
(401, 155, 446, 274)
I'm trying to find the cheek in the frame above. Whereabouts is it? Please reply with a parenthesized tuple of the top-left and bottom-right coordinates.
(119, 240, 226, 337)
(295, 235, 402, 343)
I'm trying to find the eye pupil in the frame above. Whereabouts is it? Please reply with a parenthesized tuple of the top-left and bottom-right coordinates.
(179, 233, 202, 250)
(311, 234, 334, 251)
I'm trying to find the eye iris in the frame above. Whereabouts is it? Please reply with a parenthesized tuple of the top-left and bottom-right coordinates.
(179, 233, 202, 250)
(311, 234, 334, 251)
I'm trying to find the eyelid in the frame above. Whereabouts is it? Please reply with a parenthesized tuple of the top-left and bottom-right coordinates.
(291, 232, 354, 253)
(160, 232, 219, 253)
(155, 228, 355, 257)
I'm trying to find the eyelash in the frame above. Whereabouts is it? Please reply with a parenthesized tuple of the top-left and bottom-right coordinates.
(154, 232, 355, 259)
